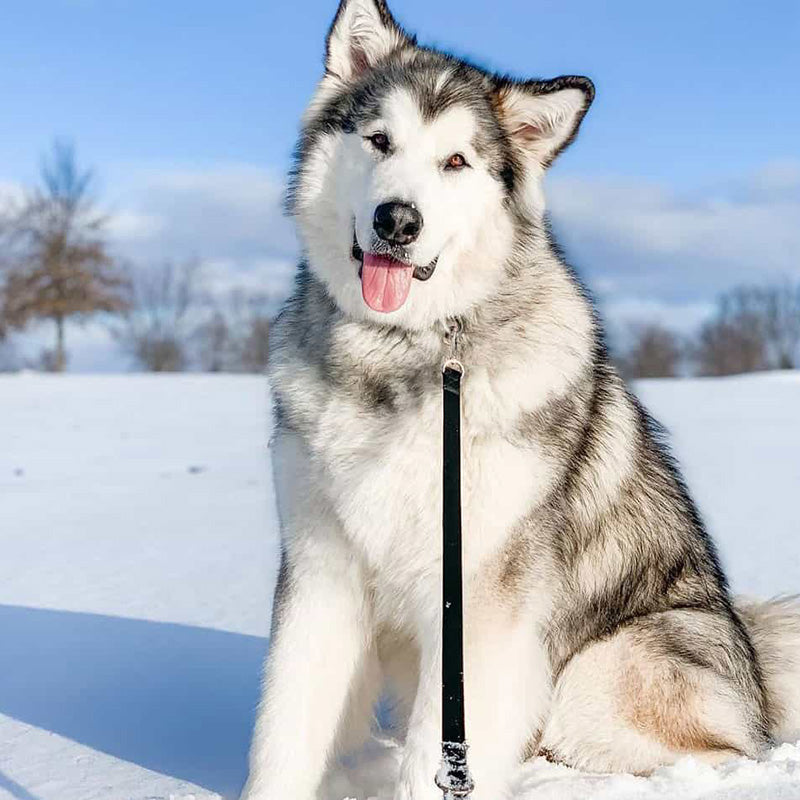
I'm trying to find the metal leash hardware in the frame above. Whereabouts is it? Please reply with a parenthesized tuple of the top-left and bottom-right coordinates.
(442, 318, 464, 376)
(437, 317, 474, 800)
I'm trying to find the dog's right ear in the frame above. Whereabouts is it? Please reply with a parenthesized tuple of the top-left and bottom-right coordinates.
(325, 0, 411, 83)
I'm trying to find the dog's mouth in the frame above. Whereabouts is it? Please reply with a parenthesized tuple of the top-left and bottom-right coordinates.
(352, 233, 437, 314)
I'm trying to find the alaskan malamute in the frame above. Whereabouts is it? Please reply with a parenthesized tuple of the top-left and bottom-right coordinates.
(242, 1, 800, 797)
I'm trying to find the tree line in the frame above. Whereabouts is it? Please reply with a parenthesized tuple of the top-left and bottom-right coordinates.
(0, 142, 272, 373)
(616, 282, 800, 380)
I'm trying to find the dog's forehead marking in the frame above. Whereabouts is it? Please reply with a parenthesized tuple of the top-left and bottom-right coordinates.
(379, 87, 478, 155)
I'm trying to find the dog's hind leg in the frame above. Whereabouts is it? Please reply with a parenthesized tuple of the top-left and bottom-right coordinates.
(540, 609, 769, 774)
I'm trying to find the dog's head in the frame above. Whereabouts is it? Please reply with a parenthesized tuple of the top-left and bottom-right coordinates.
(289, 0, 593, 328)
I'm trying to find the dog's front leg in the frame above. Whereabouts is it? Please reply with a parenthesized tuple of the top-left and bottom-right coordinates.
(394, 618, 443, 800)
(241, 530, 371, 800)
(395, 598, 549, 800)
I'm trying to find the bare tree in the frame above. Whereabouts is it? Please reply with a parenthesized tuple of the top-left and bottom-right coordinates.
(0, 141, 128, 371)
(693, 287, 768, 376)
(618, 322, 683, 379)
(195, 310, 232, 372)
(194, 289, 272, 373)
(113, 259, 200, 372)
(237, 314, 271, 373)
(760, 282, 800, 369)
(691, 283, 800, 376)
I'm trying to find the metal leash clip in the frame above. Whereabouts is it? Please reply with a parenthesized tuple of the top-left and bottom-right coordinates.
(442, 318, 464, 375)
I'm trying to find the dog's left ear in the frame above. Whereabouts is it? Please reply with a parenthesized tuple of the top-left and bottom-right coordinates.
(493, 76, 594, 168)
(325, 0, 411, 83)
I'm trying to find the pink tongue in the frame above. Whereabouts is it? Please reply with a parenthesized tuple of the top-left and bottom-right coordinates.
(361, 253, 414, 313)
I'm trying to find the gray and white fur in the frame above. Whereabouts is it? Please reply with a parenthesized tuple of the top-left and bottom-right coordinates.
(242, 2, 800, 798)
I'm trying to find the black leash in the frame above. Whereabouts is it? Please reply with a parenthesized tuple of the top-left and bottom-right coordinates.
(436, 321, 474, 800)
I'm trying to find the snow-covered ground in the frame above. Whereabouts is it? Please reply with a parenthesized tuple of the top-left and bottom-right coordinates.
(0, 372, 798, 800)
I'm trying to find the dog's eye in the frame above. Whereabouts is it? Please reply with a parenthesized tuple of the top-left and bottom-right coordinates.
(444, 153, 469, 171)
(366, 132, 391, 153)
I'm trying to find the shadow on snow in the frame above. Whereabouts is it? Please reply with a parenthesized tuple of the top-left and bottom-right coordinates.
(0, 604, 268, 799)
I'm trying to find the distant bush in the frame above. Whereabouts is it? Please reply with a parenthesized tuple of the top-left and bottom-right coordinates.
(111, 261, 273, 374)
(617, 280, 800, 380)
(617, 322, 684, 379)
(111, 259, 200, 372)
(692, 283, 800, 376)
(194, 290, 271, 374)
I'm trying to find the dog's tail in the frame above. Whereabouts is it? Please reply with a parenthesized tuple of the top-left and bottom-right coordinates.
(737, 595, 800, 743)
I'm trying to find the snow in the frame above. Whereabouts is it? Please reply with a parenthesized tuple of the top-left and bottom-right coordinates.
(0, 371, 798, 800)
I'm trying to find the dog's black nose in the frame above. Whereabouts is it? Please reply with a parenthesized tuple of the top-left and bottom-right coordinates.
(373, 202, 423, 245)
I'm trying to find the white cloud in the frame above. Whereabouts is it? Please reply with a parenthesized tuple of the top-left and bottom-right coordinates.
(106, 164, 298, 266)
(106, 210, 165, 241)
(200, 257, 297, 299)
(601, 297, 715, 334)
(96, 163, 300, 316)
(548, 161, 800, 314)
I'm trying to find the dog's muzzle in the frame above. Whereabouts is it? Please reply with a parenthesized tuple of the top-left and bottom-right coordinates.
(352, 232, 437, 282)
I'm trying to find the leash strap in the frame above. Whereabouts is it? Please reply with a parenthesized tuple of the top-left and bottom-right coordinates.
(436, 322, 474, 799)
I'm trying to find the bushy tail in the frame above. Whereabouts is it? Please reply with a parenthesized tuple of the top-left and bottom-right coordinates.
(737, 595, 800, 743)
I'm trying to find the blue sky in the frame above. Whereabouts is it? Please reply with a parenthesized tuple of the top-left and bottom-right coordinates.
(1, 0, 799, 369)
(3, 0, 799, 183)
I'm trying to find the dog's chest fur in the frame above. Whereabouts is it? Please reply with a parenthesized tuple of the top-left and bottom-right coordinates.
(272, 306, 559, 629)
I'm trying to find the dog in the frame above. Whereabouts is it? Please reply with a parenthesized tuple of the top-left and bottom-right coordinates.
(241, 1, 800, 797)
